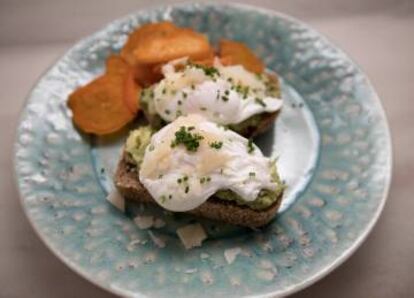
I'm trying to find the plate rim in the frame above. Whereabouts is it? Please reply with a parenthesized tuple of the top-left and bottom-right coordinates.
(13, 2, 393, 297)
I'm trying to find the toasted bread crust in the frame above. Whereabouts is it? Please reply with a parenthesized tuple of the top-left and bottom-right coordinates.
(114, 152, 283, 228)
(255, 111, 278, 136)
(234, 111, 279, 138)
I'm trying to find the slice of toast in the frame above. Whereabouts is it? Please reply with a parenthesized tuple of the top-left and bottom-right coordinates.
(114, 152, 283, 228)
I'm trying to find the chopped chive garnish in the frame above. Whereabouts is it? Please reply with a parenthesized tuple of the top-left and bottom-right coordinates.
(209, 141, 223, 149)
(190, 63, 219, 77)
(247, 139, 255, 154)
(171, 126, 204, 152)
(200, 176, 211, 183)
(255, 97, 267, 107)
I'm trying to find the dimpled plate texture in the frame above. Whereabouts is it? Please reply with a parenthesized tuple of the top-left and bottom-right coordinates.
(14, 3, 391, 298)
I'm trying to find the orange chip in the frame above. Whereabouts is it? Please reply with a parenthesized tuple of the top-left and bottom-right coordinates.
(191, 49, 216, 67)
(133, 63, 163, 87)
(105, 55, 141, 114)
(123, 68, 141, 114)
(105, 55, 130, 76)
(219, 39, 264, 73)
(133, 28, 212, 64)
(120, 22, 213, 85)
(218, 56, 233, 66)
(121, 21, 178, 65)
(68, 75, 135, 135)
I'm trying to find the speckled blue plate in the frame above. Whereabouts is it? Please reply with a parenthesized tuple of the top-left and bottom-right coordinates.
(14, 3, 391, 298)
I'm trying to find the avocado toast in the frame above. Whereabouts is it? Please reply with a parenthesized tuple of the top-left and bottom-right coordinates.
(115, 119, 284, 228)
(140, 64, 281, 138)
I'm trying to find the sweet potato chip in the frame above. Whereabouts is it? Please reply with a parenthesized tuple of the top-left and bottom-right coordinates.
(133, 28, 212, 64)
(121, 21, 178, 65)
(133, 63, 163, 87)
(105, 55, 141, 114)
(219, 39, 264, 73)
(68, 75, 135, 135)
(123, 68, 141, 114)
(105, 55, 130, 76)
(218, 56, 233, 66)
(191, 49, 216, 67)
(121, 22, 213, 85)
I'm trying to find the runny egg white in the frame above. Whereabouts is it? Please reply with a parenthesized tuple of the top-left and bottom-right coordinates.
(139, 114, 277, 212)
(150, 58, 283, 125)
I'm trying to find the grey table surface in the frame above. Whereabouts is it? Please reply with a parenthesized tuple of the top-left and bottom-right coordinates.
(1, 0, 413, 297)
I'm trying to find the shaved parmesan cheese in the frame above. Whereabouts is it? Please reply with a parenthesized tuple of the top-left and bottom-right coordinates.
(224, 247, 242, 264)
(259, 259, 277, 272)
(148, 231, 166, 248)
(133, 215, 154, 229)
(184, 268, 198, 274)
(154, 218, 166, 228)
(200, 271, 214, 285)
(126, 239, 141, 252)
(256, 269, 275, 281)
(106, 189, 125, 212)
(200, 253, 210, 259)
(176, 223, 207, 250)
(230, 276, 241, 287)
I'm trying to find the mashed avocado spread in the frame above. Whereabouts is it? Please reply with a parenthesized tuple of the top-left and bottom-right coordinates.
(125, 126, 153, 166)
(125, 126, 284, 210)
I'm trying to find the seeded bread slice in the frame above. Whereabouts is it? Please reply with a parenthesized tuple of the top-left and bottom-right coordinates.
(114, 152, 283, 228)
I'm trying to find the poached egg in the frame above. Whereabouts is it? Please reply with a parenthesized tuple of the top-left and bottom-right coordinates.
(139, 114, 278, 212)
(150, 58, 283, 125)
